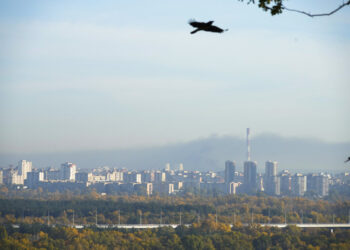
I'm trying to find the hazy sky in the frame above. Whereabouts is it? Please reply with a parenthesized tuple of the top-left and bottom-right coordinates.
(0, 0, 349, 154)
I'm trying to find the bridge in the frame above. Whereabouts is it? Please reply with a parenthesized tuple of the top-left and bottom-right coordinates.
(258, 223, 350, 228)
(71, 223, 350, 229)
(11, 223, 350, 229)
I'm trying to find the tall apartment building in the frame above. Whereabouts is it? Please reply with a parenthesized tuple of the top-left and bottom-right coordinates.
(225, 160, 236, 184)
(126, 172, 142, 184)
(243, 161, 257, 193)
(75, 172, 93, 183)
(307, 174, 329, 197)
(45, 168, 61, 181)
(155, 171, 166, 183)
(60, 162, 76, 181)
(265, 161, 277, 177)
(315, 175, 329, 197)
(264, 161, 280, 195)
(3, 168, 23, 185)
(26, 171, 44, 188)
(18, 160, 32, 180)
(106, 171, 123, 182)
(154, 183, 174, 195)
(292, 174, 307, 196)
(280, 170, 292, 195)
(142, 171, 155, 183)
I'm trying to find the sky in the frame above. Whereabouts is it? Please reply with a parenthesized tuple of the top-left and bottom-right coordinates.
(0, 0, 349, 154)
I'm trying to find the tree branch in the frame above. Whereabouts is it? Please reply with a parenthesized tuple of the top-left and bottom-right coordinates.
(282, 1, 350, 17)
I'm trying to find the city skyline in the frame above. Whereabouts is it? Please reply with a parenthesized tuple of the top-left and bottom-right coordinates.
(0, 157, 334, 199)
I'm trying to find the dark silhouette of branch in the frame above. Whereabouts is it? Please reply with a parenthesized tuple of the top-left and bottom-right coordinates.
(283, 1, 350, 17)
(239, 0, 350, 17)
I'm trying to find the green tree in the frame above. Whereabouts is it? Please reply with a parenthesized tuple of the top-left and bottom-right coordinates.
(182, 235, 215, 250)
(0, 225, 8, 240)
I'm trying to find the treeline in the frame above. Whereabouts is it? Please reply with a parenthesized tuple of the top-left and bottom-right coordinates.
(1, 222, 350, 249)
(0, 195, 349, 225)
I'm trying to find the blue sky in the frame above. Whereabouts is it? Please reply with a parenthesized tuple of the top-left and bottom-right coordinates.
(0, 0, 349, 153)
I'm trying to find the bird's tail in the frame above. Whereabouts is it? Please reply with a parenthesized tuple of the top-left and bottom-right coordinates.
(188, 18, 196, 24)
(224, 29, 229, 32)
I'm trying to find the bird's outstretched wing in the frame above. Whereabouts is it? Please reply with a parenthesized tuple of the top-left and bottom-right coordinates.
(207, 25, 226, 33)
(345, 157, 350, 163)
(188, 19, 205, 28)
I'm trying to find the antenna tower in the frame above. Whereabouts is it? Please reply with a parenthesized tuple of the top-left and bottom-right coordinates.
(246, 128, 251, 161)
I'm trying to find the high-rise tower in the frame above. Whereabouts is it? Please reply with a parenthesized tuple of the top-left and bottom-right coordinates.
(264, 161, 280, 195)
(265, 161, 277, 177)
(225, 160, 236, 184)
(244, 161, 257, 191)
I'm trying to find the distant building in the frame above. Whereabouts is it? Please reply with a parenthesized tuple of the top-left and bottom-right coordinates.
(124, 172, 141, 183)
(155, 171, 166, 183)
(18, 160, 32, 180)
(315, 175, 329, 197)
(174, 181, 183, 190)
(26, 171, 44, 188)
(264, 176, 280, 196)
(154, 183, 174, 195)
(265, 161, 277, 177)
(307, 174, 329, 197)
(92, 175, 106, 182)
(130, 173, 142, 183)
(280, 170, 292, 195)
(45, 168, 61, 181)
(136, 183, 153, 196)
(178, 163, 184, 171)
(3, 168, 24, 185)
(142, 171, 155, 183)
(257, 174, 264, 192)
(164, 163, 171, 172)
(106, 171, 123, 182)
(264, 161, 280, 195)
(60, 162, 76, 181)
(75, 172, 93, 183)
(225, 160, 236, 184)
(243, 161, 257, 193)
(292, 174, 307, 196)
(228, 182, 241, 194)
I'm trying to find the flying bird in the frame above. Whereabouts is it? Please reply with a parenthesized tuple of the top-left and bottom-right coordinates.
(188, 19, 228, 34)
(345, 157, 350, 163)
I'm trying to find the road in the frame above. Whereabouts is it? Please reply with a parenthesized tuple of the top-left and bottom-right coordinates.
(73, 223, 350, 229)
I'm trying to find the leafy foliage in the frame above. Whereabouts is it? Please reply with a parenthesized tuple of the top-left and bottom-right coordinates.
(0, 195, 349, 225)
(1, 224, 350, 249)
(240, 0, 283, 15)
